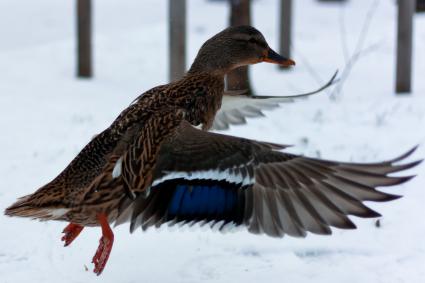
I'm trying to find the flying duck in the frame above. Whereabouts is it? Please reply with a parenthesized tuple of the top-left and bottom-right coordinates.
(5, 26, 420, 276)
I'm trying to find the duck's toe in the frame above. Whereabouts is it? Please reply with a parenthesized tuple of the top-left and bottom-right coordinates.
(61, 223, 84, 247)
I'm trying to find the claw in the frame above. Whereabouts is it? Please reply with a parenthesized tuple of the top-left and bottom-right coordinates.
(61, 223, 84, 247)
(92, 214, 114, 276)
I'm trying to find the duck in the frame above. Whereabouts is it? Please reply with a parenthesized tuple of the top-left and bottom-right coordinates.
(4, 26, 421, 276)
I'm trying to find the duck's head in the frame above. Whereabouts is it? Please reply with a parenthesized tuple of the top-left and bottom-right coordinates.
(188, 25, 295, 75)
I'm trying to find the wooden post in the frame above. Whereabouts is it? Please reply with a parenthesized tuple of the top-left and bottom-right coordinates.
(169, 0, 186, 82)
(317, 0, 347, 2)
(77, 0, 92, 78)
(279, 0, 292, 70)
(417, 0, 425, 12)
(227, 0, 252, 94)
(395, 0, 415, 94)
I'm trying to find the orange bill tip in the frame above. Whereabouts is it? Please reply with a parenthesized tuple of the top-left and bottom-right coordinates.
(263, 48, 296, 67)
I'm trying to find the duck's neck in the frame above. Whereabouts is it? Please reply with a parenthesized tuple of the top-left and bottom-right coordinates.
(184, 66, 226, 90)
(187, 56, 233, 77)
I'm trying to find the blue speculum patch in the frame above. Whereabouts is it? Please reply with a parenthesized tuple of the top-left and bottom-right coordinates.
(149, 179, 246, 225)
(168, 184, 238, 217)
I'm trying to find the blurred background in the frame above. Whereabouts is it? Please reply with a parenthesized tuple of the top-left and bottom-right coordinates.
(0, 0, 424, 282)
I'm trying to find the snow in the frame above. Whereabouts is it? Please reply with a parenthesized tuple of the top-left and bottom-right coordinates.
(0, 0, 424, 282)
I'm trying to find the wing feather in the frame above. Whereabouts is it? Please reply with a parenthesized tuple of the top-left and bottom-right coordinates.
(115, 123, 420, 239)
(212, 71, 339, 130)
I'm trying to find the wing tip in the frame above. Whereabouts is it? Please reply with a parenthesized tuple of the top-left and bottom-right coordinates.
(362, 209, 382, 219)
(376, 193, 403, 202)
(392, 145, 420, 163)
(391, 175, 417, 186)
(336, 218, 357, 230)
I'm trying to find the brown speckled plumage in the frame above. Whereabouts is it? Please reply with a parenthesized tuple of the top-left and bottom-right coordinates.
(5, 72, 225, 225)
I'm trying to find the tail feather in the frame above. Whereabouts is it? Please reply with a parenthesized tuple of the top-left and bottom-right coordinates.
(5, 195, 69, 220)
(4, 195, 33, 217)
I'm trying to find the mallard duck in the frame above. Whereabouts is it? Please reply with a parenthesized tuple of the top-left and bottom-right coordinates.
(4, 26, 421, 276)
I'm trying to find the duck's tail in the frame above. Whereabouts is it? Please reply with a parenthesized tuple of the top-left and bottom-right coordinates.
(5, 194, 69, 220)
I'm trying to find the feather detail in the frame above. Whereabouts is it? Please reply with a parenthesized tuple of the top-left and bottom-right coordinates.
(212, 71, 338, 130)
(112, 157, 123, 179)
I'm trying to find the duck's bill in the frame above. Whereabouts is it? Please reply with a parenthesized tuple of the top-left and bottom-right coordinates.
(263, 48, 295, 67)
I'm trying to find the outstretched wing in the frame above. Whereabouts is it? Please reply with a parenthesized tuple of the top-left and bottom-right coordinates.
(212, 71, 339, 130)
(115, 122, 421, 238)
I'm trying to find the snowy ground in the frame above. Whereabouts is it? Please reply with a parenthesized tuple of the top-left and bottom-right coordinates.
(0, 0, 424, 282)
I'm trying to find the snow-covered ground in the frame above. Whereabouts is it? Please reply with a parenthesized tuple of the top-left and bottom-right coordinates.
(0, 0, 424, 282)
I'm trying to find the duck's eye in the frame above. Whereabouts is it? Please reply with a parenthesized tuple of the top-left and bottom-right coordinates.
(248, 38, 257, 44)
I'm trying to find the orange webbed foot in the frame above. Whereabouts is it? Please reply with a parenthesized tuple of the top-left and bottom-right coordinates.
(92, 214, 114, 276)
(61, 223, 84, 247)
(92, 233, 114, 275)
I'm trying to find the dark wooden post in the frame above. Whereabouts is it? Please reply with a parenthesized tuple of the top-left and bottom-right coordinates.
(77, 0, 92, 78)
(279, 0, 292, 70)
(227, 0, 253, 94)
(169, 0, 186, 82)
(417, 0, 425, 12)
(318, 0, 347, 2)
(395, 0, 415, 94)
